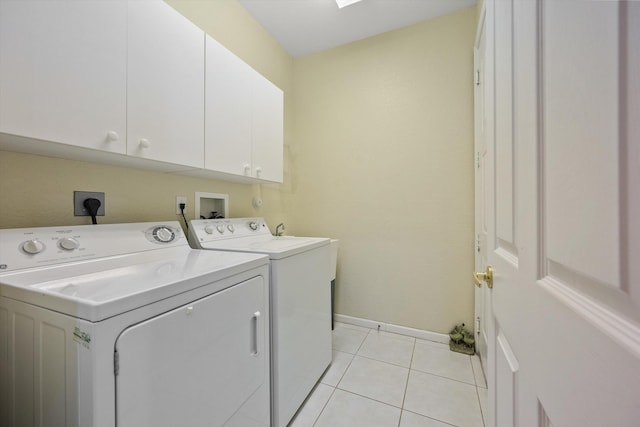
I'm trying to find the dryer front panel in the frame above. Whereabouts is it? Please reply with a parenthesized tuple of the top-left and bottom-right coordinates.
(115, 276, 270, 427)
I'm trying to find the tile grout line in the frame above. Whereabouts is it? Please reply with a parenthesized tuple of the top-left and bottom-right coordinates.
(332, 351, 356, 389)
(310, 385, 337, 427)
(397, 337, 417, 427)
(469, 354, 488, 427)
(352, 352, 412, 370)
(310, 324, 365, 426)
(401, 409, 459, 427)
(310, 329, 364, 424)
(410, 367, 479, 387)
(475, 385, 486, 427)
(469, 354, 483, 387)
(332, 328, 410, 413)
(332, 387, 404, 411)
(327, 326, 485, 427)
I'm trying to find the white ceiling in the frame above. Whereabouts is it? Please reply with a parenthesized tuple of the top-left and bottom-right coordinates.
(238, 0, 477, 58)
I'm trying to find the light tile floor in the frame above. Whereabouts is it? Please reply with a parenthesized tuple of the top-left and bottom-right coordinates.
(289, 322, 488, 427)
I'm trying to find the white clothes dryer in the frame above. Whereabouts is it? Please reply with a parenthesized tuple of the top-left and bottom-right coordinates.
(0, 221, 270, 427)
(189, 218, 332, 427)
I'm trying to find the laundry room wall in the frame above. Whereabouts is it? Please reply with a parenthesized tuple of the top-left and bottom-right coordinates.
(0, 0, 293, 230)
(290, 6, 477, 334)
(1, 0, 477, 337)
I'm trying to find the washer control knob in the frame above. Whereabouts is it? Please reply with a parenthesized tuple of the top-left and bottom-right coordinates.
(22, 239, 45, 254)
(59, 237, 79, 251)
(227, 224, 235, 233)
(249, 221, 259, 231)
(216, 225, 225, 234)
(204, 225, 216, 234)
(153, 227, 175, 243)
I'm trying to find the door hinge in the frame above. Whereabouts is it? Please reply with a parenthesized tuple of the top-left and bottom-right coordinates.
(476, 234, 481, 253)
(475, 69, 481, 86)
(476, 152, 481, 169)
(114, 350, 119, 376)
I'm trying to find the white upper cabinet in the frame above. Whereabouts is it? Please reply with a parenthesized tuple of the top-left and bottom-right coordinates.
(127, 0, 205, 168)
(205, 35, 283, 183)
(0, 0, 127, 153)
(0, 1, 281, 181)
(251, 72, 283, 183)
(204, 36, 253, 177)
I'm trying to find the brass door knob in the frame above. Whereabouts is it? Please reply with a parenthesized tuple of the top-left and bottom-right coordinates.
(473, 266, 493, 289)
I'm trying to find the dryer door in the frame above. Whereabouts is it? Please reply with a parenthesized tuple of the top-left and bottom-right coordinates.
(115, 276, 269, 427)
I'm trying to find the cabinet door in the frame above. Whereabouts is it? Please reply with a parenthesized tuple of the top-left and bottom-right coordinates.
(251, 72, 283, 183)
(204, 35, 252, 176)
(0, 0, 127, 153)
(127, 0, 204, 168)
(115, 276, 269, 427)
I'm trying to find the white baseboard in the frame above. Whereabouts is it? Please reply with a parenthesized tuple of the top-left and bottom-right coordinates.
(334, 314, 450, 345)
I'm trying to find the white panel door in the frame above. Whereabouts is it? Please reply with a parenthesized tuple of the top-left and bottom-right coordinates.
(476, 1, 520, 425)
(204, 35, 253, 177)
(116, 276, 269, 427)
(479, 0, 640, 425)
(473, 2, 492, 375)
(0, 0, 127, 153)
(127, 0, 204, 168)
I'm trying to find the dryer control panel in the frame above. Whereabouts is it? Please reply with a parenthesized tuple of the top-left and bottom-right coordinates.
(0, 222, 184, 272)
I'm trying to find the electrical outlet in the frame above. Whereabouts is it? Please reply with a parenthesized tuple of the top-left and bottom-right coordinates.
(176, 196, 187, 215)
(74, 191, 105, 216)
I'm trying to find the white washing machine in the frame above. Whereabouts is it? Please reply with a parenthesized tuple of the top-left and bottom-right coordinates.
(189, 218, 331, 427)
(0, 221, 271, 427)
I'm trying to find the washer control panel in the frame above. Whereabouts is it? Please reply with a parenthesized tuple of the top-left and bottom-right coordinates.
(189, 218, 271, 242)
(0, 222, 185, 272)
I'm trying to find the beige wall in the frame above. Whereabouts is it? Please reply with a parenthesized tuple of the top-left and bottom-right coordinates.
(0, 0, 294, 231)
(290, 6, 477, 333)
(0, 2, 476, 335)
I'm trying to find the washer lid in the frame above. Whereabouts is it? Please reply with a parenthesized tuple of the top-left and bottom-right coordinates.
(197, 235, 329, 259)
(189, 218, 330, 259)
(0, 247, 268, 322)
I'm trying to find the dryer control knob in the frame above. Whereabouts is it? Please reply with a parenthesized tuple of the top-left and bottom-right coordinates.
(59, 237, 79, 251)
(204, 225, 216, 234)
(227, 224, 235, 233)
(216, 225, 225, 234)
(153, 227, 175, 243)
(22, 239, 44, 254)
(249, 221, 259, 231)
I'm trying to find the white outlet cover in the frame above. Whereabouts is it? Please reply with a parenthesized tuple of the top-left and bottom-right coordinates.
(176, 196, 187, 214)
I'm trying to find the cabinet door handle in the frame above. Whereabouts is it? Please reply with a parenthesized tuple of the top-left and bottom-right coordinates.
(244, 163, 251, 176)
(255, 166, 262, 178)
(139, 138, 151, 149)
(106, 131, 119, 142)
(250, 311, 260, 356)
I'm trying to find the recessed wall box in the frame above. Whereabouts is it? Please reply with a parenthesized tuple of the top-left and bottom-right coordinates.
(195, 192, 228, 219)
